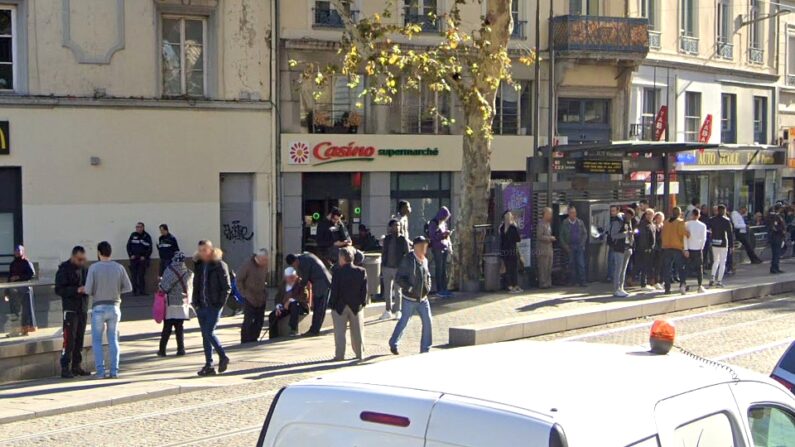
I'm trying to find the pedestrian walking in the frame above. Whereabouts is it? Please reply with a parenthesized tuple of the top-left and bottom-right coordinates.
(86, 241, 132, 379)
(635, 209, 656, 291)
(536, 207, 555, 289)
(55, 246, 89, 378)
(389, 236, 433, 355)
(768, 206, 787, 274)
(237, 249, 270, 343)
(7, 245, 37, 334)
(157, 252, 192, 356)
(126, 222, 153, 295)
(607, 207, 634, 298)
(651, 211, 665, 290)
(268, 267, 311, 338)
(192, 241, 231, 376)
(499, 211, 524, 292)
(559, 206, 587, 287)
(156, 224, 180, 276)
(330, 246, 368, 361)
(730, 206, 760, 267)
(286, 251, 332, 336)
(380, 219, 410, 321)
(661, 207, 690, 295)
(685, 209, 708, 293)
(700, 206, 714, 270)
(395, 200, 412, 240)
(709, 205, 733, 288)
(428, 206, 453, 298)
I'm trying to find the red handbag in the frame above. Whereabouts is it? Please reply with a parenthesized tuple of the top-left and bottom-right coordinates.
(153, 291, 167, 324)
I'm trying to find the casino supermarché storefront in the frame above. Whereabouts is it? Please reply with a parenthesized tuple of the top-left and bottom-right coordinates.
(280, 133, 539, 256)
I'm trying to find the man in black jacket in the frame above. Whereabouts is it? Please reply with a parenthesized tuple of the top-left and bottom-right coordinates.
(126, 222, 153, 295)
(389, 236, 433, 355)
(192, 241, 231, 376)
(380, 219, 410, 321)
(329, 246, 368, 361)
(315, 208, 352, 265)
(55, 246, 89, 378)
(708, 204, 734, 287)
(156, 224, 180, 276)
(768, 205, 787, 274)
(286, 252, 332, 336)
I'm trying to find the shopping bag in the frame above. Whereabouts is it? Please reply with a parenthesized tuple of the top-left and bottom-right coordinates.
(153, 291, 167, 324)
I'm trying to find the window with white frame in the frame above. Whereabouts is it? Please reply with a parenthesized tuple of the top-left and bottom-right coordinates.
(0, 5, 16, 91)
(684, 91, 701, 143)
(309, 75, 365, 133)
(640, 87, 658, 140)
(788, 32, 795, 85)
(403, 0, 438, 32)
(570, 0, 598, 16)
(750, 0, 762, 50)
(716, 0, 732, 57)
(640, 0, 657, 30)
(493, 81, 531, 135)
(161, 16, 207, 97)
(401, 79, 449, 134)
(680, 0, 696, 37)
(511, 0, 525, 39)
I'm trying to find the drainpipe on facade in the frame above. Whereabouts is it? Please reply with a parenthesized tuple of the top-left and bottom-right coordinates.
(271, 0, 283, 277)
(546, 0, 555, 207)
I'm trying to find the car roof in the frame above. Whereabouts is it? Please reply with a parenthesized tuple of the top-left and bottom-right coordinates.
(298, 341, 764, 445)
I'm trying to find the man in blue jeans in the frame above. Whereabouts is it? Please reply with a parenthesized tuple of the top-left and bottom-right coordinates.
(192, 241, 232, 376)
(389, 236, 433, 355)
(428, 206, 453, 297)
(559, 206, 588, 287)
(85, 241, 132, 379)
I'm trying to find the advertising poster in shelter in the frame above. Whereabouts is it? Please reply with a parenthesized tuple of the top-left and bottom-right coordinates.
(502, 183, 533, 239)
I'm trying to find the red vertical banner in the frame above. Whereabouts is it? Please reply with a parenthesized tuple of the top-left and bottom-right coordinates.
(653, 105, 668, 141)
(698, 114, 713, 144)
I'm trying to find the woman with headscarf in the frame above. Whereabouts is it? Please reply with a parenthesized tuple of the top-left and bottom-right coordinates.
(7, 245, 37, 334)
(157, 251, 193, 356)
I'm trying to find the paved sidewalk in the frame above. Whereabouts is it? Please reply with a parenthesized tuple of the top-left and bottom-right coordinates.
(1, 258, 792, 423)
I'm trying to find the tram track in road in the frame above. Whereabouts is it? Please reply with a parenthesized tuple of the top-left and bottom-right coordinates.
(156, 424, 261, 447)
(0, 390, 278, 445)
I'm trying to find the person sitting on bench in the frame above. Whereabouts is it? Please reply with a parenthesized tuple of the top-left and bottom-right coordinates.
(268, 267, 311, 338)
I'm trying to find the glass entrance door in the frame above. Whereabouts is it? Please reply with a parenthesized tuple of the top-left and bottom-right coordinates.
(0, 167, 21, 271)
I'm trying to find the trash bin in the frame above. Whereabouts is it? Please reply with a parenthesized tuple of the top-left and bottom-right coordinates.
(484, 253, 502, 292)
(363, 253, 382, 301)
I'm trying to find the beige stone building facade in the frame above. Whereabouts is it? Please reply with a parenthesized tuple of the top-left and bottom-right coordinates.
(0, 0, 275, 276)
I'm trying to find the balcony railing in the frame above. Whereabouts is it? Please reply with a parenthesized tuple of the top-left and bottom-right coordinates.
(679, 34, 698, 55)
(551, 15, 649, 59)
(512, 20, 527, 39)
(648, 30, 661, 49)
(313, 8, 359, 28)
(748, 47, 764, 65)
(404, 13, 440, 33)
(716, 40, 733, 60)
(787, 74, 795, 87)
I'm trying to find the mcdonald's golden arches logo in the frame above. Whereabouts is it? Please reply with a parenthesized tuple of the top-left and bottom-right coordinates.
(0, 121, 8, 155)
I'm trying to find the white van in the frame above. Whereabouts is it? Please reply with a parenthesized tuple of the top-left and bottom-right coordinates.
(257, 341, 795, 447)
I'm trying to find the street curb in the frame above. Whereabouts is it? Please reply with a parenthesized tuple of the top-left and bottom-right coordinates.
(448, 279, 795, 347)
(0, 384, 207, 425)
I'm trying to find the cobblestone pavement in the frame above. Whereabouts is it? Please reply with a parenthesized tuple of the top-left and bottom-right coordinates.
(2, 260, 794, 446)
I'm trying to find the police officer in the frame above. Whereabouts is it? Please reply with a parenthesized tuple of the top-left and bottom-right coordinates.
(157, 224, 180, 276)
(127, 222, 153, 295)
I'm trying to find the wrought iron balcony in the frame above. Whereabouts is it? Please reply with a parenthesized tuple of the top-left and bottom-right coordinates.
(313, 8, 359, 28)
(679, 34, 698, 55)
(748, 47, 764, 65)
(716, 40, 733, 60)
(512, 20, 527, 39)
(551, 15, 649, 60)
(404, 13, 440, 33)
(648, 30, 661, 50)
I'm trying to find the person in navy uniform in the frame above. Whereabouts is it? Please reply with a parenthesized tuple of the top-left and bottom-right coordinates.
(157, 224, 180, 276)
(127, 222, 153, 295)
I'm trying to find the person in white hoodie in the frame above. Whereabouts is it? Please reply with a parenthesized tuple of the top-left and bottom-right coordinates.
(684, 209, 708, 293)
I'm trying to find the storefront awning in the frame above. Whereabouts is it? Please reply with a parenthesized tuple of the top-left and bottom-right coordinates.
(540, 141, 719, 156)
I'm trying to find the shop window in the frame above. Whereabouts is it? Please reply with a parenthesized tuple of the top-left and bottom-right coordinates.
(309, 75, 365, 134)
(161, 16, 207, 97)
(684, 91, 701, 143)
(401, 79, 450, 135)
(721, 93, 736, 144)
(493, 81, 531, 135)
(753, 96, 768, 144)
(391, 172, 452, 238)
(0, 5, 15, 91)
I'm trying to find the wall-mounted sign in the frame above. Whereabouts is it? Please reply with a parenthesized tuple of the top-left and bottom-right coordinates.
(677, 149, 785, 169)
(579, 158, 624, 174)
(653, 106, 667, 141)
(288, 140, 439, 167)
(0, 121, 8, 155)
(698, 114, 713, 144)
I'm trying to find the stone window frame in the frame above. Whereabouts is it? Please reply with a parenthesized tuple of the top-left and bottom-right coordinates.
(154, 1, 218, 99)
(0, 0, 28, 94)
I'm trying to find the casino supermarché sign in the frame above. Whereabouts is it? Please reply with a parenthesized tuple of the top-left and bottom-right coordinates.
(288, 140, 439, 166)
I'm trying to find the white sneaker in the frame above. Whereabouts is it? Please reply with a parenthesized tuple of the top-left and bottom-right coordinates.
(643, 285, 656, 292)
(613, 289, 629, 298)
(698, 286, 706, 293)
(393, 311, 402, 320)
(379, 311, 393, 321)
(680, 285, 687, 295)
(514, 286, 524, 293)
(508, 287, 521, 294)
(653, 283, 663, 290)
